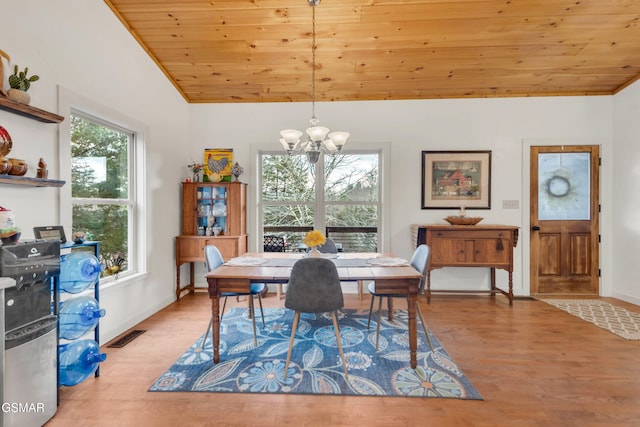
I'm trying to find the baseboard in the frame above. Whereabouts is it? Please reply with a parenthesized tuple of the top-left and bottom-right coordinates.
(610, 291, 640, 307)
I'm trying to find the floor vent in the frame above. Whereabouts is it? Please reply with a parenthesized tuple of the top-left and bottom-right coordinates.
(107, 330, 146, 348)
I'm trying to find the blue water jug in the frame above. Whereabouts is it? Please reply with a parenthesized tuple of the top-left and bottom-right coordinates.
(59, 296, 106, 340)
(58, 339, 107, 386)
(60, 251, 104, 293)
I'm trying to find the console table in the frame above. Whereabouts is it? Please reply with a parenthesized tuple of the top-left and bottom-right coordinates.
(412, 224, 519, 305)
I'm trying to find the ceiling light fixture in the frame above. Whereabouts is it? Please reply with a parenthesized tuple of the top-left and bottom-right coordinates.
(279, 0, 350, 165)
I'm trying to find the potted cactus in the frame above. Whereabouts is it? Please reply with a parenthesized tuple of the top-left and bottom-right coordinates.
(7, 65, 39, 104)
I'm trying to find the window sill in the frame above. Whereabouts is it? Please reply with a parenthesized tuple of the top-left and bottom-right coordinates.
(67, 271, 149, 298)
(99, 271, 149, 291)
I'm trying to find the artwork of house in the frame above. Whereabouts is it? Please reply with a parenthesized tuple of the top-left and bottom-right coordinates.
(436, 170, 475, 196)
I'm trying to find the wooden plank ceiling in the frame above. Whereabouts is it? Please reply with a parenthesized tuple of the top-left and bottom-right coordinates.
(104, 0, 640, 103)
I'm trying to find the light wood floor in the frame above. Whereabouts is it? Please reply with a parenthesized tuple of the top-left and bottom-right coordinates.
(47, 292, 640, 427)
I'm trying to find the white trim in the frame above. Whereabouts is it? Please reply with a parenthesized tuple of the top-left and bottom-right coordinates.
(57, 86, 148, 278)
(250, 141, 390, 252)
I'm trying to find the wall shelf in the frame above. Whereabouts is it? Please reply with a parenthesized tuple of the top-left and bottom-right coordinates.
(0, 96, 64, 123)
(0, 174, 65, 187)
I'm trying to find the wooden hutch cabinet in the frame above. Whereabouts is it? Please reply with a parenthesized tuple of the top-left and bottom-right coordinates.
(175, 182, 247, 299)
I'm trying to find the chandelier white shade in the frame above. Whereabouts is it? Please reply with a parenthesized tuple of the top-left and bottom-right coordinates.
(278, 0, 350, 164)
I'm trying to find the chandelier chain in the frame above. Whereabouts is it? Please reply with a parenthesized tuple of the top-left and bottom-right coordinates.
(311, 4, 317, 124)
(278, 0, 349, 164)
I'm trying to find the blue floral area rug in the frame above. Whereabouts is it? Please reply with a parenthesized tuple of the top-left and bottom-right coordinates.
(149, 308, 482, 399)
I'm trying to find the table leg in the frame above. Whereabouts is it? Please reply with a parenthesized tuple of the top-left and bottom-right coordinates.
(175, 263, 181, 300)
(189, 262, 195, 295)
(210, 289, 221, 364)
(508, 270, 514, 306)
(407, 288, 418, 369)
(490, 267, 496, 296)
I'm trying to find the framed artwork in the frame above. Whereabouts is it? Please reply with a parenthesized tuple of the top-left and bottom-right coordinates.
(203, 148, 233, 182)
(421, 150, 491, 209)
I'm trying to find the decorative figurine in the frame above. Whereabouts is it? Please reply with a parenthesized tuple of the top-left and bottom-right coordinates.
(230, 162, 244, 182)
(187, 161, 203, 183)
(37, 157, 48, 179)
(72, 231, 86, 244)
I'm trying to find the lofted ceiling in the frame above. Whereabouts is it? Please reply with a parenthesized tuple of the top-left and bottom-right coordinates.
(104, 0, 640, 104)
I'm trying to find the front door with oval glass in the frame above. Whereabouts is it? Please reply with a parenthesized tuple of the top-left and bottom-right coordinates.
(530, 145, 600, 295)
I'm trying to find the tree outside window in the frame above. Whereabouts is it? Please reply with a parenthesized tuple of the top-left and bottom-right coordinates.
(70, 114, 132, 278)
(261, 152, 380, 251)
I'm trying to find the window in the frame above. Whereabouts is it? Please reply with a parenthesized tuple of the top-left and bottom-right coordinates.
(70, 113, 138, 279)
(324, 153, 379, 252)
(259, 151, 381, 252)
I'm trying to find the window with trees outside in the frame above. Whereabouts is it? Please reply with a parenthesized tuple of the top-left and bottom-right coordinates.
(70, 113, 137, 279)
(260, 152, 380, 252)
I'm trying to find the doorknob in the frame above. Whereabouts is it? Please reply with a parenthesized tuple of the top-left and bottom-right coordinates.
(532, 225, 541, 231)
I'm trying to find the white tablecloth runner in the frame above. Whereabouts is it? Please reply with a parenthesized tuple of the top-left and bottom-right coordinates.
(224, 257, 269, 266)
(225, 255, 409, 268)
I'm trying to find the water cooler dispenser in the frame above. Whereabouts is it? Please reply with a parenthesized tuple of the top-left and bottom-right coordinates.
(0, 240, 60, 427)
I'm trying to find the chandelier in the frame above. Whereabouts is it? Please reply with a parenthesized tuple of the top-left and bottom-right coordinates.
(279, 0, 350, 164)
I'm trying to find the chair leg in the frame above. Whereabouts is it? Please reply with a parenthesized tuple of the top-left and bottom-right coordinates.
(221, 296, 228, 321)
(249, 297, 258, 346)
(257, 294, 265, 327)
(416, 303, 435, 352)
(367, 295, 376, 328)
(284, 312, 300, 380)
(200, 317, 212, 350)
(246, 296, 253, 319)
(332, 311, 348, 379)
(277, 283, 282, 300)
(375, 296, 383, 351)
(201, 296, 228, 350)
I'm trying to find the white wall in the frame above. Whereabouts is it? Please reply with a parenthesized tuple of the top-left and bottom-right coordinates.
(189, 96, 614, 298)
(612, 79, 640, 305)
(0, 0, 189, 342)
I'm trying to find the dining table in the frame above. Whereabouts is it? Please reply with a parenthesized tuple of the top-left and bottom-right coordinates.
(205, 252, 424, 369)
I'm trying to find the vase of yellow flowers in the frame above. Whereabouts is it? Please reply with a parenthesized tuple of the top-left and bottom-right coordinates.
(303, 230, 326, 257)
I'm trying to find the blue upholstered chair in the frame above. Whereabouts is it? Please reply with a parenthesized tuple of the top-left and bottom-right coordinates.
(367, 244, 435, 352)
(201, 245, 265, 349)
(308, 237, 365, 299)
(283, 257, 348, 379)
(308, 237, 338, 254)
